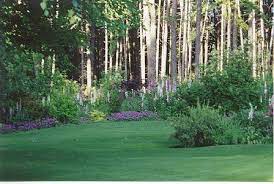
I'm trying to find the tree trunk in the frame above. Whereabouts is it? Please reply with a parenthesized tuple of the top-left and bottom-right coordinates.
(104, 24, 108, 74)
(235, 0, 244, 50)
(194, 0, 202, 78)
(161, 0, 170, 79)
(139, 2, 146, 84)
(220, 3, 226, 71)
(170, 0, 177, 90)
(227, 1, 231, 58)
(156, 0, 162, 81)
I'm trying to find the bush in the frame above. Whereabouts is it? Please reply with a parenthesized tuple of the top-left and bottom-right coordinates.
(233, 109, 273, 144)
(48, 92, 79, 122)
(90, 110, 106, 122)
(95, 71, 124, 113)
(48, 75, 80, 122)
(201, 50, 265, 112)
(120, 95, 143, 112)
(171, 105, 243, 147)
(152, 95, 189, 119)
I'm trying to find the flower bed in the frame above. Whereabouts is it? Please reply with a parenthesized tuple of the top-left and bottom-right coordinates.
(0, 117, 58, 134)
(107, 111, 156, 121)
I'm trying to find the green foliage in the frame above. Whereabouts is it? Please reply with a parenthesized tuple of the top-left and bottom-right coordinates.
(94, 71, 124, 113)
(47, 74, 80, 122)
(171, 50, 266, 114)
(202, 50, 264, 112)
(171, 105, 243, 147)
(90, 110, 106, 122)
(233, 110, 273, 144)
(48, 91, 79, 122)
(120, 95, 143, 112)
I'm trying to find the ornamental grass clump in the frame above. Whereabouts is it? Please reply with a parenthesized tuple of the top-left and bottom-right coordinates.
(107, 111, 156, 121)
(0, 117, 58, 134)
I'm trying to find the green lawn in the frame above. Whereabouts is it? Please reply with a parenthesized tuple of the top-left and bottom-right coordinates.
(0, 120, 273, 181)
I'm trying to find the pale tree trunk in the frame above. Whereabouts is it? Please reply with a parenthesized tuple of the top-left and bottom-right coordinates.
(204, 28, 209, 72)
(155, 0, 162, 81)
(119, 38, 123, 70)
(115, 41, 119, 71)
(109, 33, 113, 72)
(235, 0, 244, 50)
(147, 0, 157, 85)
(186, 0, 192, 79)
(161, 0, 170, 79)
(170, 0, 177, 90)
(227, 1, 231, 59)
(104, 24, 108, 74)
(201, 0, 209, 41)
(86, 24, 92, 94)
(220, 3, 226, 71)
(251, 4, 256, 78)
(271, 7, 274, 86)
(259, 0, 265, 84)
(178, 0, 184, 82)
(182, 0, 188, 81)
(194, 0, 202, 78)
(140, 2, 146, 84)
(124, 38, 128, 79)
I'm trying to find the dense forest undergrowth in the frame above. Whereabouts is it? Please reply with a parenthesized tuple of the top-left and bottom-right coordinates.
(0, 0, 273, 147)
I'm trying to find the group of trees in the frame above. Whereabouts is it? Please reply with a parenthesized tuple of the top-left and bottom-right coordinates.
(0, 0, 273, 120)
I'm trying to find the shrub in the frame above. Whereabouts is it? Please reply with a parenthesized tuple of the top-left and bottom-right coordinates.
(233, 109, 273, 144)
(95, 71, 124, 113)
(201, 50, 265, 112)
(48, 92, 79, 122)
(120, 95, 143, 112)
(90, 110, 106, 122)
(107, 111, 157, 121)
(171, 105, 243, 147)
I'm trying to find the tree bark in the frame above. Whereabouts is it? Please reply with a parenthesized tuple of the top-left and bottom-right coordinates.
(170, 0, 177, 90)
(161, 0, 170, 79)
(194, 0, 202, 78)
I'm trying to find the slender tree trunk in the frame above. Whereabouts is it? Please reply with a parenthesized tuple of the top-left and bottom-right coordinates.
(204, 28, 209, 72)
(259, 0, 265, 83)
(170, 0, 177, 90)
(161, 0, 170, 79)
(182, 0, 188, 80)
(251, 3, 256, 78)
(186, 0, 192, 79)
(109, 33, 113, 72)
(115, 41, 119, 71)
(235, 0, 244, 50)
(194, 0, 202, 78)
(104, 24, 108, 74)
(140, 2, 146, 84)
(232, 5, 238, 50)
(156, 0, 162, 81)
(220, 3, 226, 71)
(227, 1, 231, 58)
(178, 0, 184, 82)
(147, 0, 157, 85)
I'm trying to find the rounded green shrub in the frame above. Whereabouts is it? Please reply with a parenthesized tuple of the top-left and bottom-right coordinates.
(171, 105, 243, 147)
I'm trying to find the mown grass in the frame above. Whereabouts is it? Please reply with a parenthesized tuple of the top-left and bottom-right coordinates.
(0, 120, 272, 181)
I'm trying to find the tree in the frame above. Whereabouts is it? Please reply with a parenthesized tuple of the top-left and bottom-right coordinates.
(194, 0, 202, 78)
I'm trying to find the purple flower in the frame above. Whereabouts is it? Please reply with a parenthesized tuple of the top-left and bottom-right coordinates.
(107, 111, 157, 121)
(0, 117, 58, 134)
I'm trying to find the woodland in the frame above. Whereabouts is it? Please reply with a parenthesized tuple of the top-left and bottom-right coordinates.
(0, 0, 273, 181)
